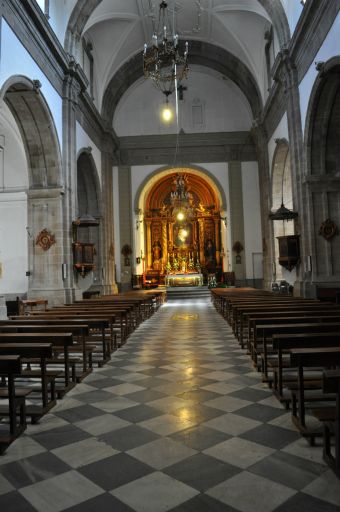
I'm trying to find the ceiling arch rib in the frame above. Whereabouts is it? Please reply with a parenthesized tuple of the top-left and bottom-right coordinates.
(101, 39, 262, 125)
(64, 0, 290, 58)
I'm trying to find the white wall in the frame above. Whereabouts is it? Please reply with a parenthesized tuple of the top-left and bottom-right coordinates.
(242, 162, 262, 280)
(48, 0, 78, 46)
(299, 11, 340, 136)
(0, 20, 63, 150)
(114, 68, 253, 137)
(0, 193, 28, 295)
(76, 122, 102, 185)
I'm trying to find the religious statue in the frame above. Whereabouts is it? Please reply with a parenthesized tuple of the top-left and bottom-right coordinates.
(205, 238, 215, 262)
(152, 240, 162, 261)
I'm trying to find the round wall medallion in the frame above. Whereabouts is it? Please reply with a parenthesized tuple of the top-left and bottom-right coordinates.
(36, 229, 56, 251)
(319, 219, 337, 240)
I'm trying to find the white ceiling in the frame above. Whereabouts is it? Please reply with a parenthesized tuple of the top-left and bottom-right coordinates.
(82, 0, 274, 109)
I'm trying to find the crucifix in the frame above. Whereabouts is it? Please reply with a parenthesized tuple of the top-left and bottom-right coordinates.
(177, 85, 188, 100)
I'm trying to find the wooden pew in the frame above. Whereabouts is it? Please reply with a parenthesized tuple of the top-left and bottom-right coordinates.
(316, 370, 340, 478)
(0, 355, 31, 454)
(248, 313, 340, 361)
(11, 315, 112, 366)
(238, 304, 340, 348)
(0, 322, 92, 382)
(0, 333, 74, 398)
(255, 322, 340, 382)
(270, 332, 340, 403)
(289, 346, 340, 442)
(0, 343, 54, 423)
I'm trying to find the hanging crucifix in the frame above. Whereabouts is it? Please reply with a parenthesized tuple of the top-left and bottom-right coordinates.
(177, 85, 188, 100)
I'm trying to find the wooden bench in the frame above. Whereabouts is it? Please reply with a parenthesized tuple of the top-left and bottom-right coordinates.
(256, 323, 340, 383)
(0, 355, 31, 454)
(248, 314, 340, 364)
(289, 346, 340, 441)
(0, 322, 92, 382)
(11, 315, 112, 366)
(315, 370, 340, 477)
(0, 332, 74, 398)
(0, 343, 54, 422)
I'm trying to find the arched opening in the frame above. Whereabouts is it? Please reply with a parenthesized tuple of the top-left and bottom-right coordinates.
(304, 59, 340, 288)
(0, 76, 64, 304)
(134, 167, 228, 286)
(270, 140, 295, 283)
(75, 150, 102, 292)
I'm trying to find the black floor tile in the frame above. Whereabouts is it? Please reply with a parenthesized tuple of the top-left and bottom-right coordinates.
(0, 452, 70, 488)
(249, 451, 327, 490)
(274, 492, 340, 512)
(31, 424, 90, 450)
(240, 423, 299, 449)
(99, 424, 160, 451)
(64, 492, 135, 512)
(113, 404, 163, 423)
(0, 491, 38, 511)
(78, 453, 153, 491)
(228, 388, 271, 402)
(164, 453, 241, 492)
(169, 493, 240, 511)
(235, 403, 286, 422)
(54, 405, 105, 423)
(126, 389, 167, 403)
(170, 425, 231, 451)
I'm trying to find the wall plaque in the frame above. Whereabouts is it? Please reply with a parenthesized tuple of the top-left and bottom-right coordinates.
(36, 229, 56, 251)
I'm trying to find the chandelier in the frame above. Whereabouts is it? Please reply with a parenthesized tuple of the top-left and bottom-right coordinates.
(170, 173, 194, 221)
(143, 1, 189, 97)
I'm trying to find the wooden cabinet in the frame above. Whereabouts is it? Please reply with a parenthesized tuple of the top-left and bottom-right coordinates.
(73, 242, 95, 277)
(277, 235, 300, 271)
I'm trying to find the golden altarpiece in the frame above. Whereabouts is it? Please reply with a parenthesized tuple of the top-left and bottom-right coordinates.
(143, 172, 223, 285)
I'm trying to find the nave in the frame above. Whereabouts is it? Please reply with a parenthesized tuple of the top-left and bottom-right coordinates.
(0, 299, 339, 512)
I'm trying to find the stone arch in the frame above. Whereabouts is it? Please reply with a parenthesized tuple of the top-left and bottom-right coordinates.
(134, 164, 227, 214)
(0, 75, 62, 189)
(0, 76, 65, 303)
(64, 0, 102, 55)
(305, 57, 340, 177)
(76, 149, 102, 288)
(102, 41, 262, 124)
(76, 149, 101, 218)
(270, 139, 294, 282)
(303, 58, 340, 289)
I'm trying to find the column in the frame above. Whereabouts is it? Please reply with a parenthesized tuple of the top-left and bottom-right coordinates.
(162, 221, 167, 268)
(228, 161, 246, 285)
(214, 218, 221, 265)
(118, 166, 133, 292)
(99, 146, 118, 294)
(198, 218, 205, 264)
(27, 188, 66, 304)
(146, 220, 152, 269)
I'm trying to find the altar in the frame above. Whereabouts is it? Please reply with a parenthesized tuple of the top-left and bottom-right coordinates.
(165, 273, 203, 287)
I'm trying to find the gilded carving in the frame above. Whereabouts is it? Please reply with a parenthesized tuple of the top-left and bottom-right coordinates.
(36, 229, 56, 251)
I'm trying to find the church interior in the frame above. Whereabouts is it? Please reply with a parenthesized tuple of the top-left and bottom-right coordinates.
(1, 1, 340, 510)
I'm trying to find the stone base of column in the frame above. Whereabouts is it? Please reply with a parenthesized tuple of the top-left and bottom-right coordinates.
(28, 288, 82, 307)
(0, 296, 7, 319)
(95, 284, 119, 295)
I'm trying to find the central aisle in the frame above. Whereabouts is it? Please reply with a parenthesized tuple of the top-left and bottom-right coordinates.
(1, 299, 339, 511)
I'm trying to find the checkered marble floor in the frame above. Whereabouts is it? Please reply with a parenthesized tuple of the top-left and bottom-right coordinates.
(1, 298, 340, 512)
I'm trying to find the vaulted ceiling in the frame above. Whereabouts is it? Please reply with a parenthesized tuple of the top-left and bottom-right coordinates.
(64, 0, 290, 120)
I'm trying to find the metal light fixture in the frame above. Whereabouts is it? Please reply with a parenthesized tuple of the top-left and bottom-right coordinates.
(269, 203, 298, 221)
(143, 1, 189, 97)
(170, 173, 194, 221)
